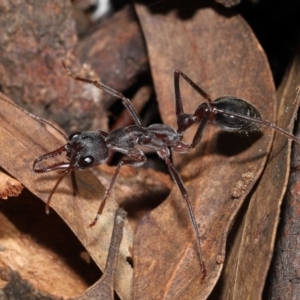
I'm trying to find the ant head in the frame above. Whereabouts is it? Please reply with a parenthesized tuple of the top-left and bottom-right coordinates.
(33, 131, 109, 173)
(67, 131, 109, 169)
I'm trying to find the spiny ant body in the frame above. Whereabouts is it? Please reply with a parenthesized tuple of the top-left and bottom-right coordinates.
(3, 62, 300, 280)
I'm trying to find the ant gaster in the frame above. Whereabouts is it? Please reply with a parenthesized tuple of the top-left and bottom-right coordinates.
(5, 61, 300, 280)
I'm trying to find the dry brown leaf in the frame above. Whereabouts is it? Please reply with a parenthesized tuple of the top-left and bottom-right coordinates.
(0, 171, 23, 199)
(0, 93, 133, 300)
(215, 47, 300, 299)
(134, 3, 276, 299)
(263, 45, 300, 298)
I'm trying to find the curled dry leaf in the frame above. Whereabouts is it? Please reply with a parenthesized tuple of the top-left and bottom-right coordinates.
(263, 44, 300, 298)
(216, 50, 300, 299)
(0, 93, 133, 300)
(74, 208, 127, 300)
(0, 171, 23, 199)
(134, 2, 276, 299)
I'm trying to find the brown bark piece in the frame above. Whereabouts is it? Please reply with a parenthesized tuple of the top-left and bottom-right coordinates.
(75, 5, 148, 108)
(0, 171, 23, 199)
(134, 3, 276, 299)
(0, 213, 87, 298)
(0, 93, 133, 300)
(0, 268, 57, 300)
(0, 0, 107, 134)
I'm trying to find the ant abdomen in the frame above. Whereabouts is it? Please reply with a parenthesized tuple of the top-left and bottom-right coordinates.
(212, 96, 262, 132)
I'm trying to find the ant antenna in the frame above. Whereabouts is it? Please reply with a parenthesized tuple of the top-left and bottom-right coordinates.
(0, 94, 68, 141)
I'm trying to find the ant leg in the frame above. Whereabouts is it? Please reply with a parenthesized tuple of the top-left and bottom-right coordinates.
(89, 149, 146, 227)
(190, 104, 211, 148)
(174, 70, 184, 116)
(157, 148, 207, 280)
(71, 170, 79, 197)
(174, 70, 213, 107)
(62, 61, 143, 126)
(174, 70, 213, 135)
(45, 170, 71, 214)
(172, 104, 211, 151)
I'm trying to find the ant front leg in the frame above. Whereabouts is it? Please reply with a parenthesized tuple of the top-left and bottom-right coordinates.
(62, 61, 143, 127)
(89, 148, 146, 227)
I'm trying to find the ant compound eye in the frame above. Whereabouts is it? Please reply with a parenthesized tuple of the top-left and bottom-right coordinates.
(78, 155, 95, 168)
(68, 132, 81, 141)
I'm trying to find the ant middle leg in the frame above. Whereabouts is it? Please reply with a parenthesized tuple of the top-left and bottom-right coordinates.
(89, 148, 146, 227)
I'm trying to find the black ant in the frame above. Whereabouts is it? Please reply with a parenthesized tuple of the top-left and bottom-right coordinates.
(3, 61, 300, 280)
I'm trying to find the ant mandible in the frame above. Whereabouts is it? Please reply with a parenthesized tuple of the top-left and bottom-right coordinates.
(6, 61, 300, 280)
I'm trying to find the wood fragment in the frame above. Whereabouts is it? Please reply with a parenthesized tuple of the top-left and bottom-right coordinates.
(0, 172, 23, 200)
